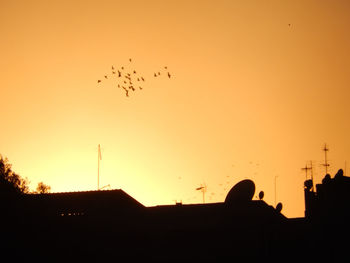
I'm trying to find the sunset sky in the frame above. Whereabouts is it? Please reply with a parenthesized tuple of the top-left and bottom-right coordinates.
(1, 0, 350, 218)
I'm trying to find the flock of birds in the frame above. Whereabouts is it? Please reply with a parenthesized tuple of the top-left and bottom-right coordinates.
(97, 58, 172, 97)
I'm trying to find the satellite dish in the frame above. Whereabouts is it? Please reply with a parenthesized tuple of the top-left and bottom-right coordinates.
(276, 202, 283, 213)
(225, 179, 255, 205)
(258, 191, 264, 200)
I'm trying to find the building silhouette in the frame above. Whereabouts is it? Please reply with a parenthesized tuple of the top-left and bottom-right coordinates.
(1, 171, 350, 261)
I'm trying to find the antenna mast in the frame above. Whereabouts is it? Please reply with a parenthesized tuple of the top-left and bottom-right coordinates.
(310, 160, 314, 192)
(196, 183, 207, 204)
(301, 163, 312, 180)
(322, 143, 330, 174)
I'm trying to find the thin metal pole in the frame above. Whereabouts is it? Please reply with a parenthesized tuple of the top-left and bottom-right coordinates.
(323, 144, 329, 174)
(310, 160, 314, 192)
(301, 164, 311, 180)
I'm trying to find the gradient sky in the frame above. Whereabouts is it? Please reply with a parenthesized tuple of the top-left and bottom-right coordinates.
(1, 0, 350, 218)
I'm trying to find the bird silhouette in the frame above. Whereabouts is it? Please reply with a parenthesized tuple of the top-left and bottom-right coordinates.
(98, 61, 173, 97)
(122, 87, 129, 97)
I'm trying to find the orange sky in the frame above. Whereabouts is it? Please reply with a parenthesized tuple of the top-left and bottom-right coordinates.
(1, 0, 350, 218)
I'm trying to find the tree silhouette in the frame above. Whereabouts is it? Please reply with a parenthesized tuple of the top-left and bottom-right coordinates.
(35, 182, 51, 194)
(0, 155, 30, 194)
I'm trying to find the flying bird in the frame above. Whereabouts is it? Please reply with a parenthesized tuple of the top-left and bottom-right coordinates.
(122, 87, 129, 97)
(97, 62, 173, 98)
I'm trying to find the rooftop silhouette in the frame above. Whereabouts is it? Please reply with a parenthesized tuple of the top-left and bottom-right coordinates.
(1, 169, 350, 261)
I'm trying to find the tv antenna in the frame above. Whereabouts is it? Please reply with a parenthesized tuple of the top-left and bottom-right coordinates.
(196, 183, 207, 204)
(301, 163, 312, 180)
(322, 143, 330, 174)
(310, 160, 314, 191)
